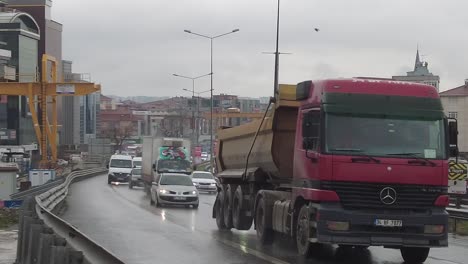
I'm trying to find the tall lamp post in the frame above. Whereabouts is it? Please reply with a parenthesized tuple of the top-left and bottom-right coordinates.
(183, 28, 240, 172)
(173, 73, 211, 145)
(181, 87, 211, 146)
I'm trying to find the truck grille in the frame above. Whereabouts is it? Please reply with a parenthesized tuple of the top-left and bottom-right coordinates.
(321, 181, 445, 209)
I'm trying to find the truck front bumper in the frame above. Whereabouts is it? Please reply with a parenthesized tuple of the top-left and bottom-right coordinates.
(315, 203, 448, 247)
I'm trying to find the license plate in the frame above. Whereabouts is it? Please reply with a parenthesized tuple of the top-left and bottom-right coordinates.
(173, 196, 186, 201)
(375, 219, 403, 227)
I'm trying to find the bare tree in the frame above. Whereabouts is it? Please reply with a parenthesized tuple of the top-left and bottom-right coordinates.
(103, 124, 133, 152)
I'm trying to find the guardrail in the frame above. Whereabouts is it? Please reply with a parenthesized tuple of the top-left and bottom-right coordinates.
(11, 177, 65, 200)
(16, 168, 126, 264)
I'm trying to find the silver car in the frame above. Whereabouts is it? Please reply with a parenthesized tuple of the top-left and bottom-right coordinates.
(150, 173, 199, 208)
(191, 171, 217, 194)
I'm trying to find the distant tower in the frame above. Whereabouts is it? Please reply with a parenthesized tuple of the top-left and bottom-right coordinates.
(392, 48, 440, 91)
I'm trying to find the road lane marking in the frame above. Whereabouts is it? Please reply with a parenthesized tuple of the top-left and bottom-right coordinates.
(215, 237, 290, 264)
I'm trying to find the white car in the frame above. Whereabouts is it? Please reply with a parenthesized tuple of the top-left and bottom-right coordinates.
(150, 173, 199, 208)
(191, 171, 217, 193)
(132, 157, 142, 168)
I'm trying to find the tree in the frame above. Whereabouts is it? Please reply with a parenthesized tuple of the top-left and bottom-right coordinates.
(103, 124, 133, 152)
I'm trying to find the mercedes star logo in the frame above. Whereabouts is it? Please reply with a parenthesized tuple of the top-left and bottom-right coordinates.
(380, 187, 397, 205)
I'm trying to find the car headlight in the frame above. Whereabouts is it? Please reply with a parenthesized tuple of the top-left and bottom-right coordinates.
(159, 189, 168, 194)
(109, 173, 114, 176)
(193, 182, 199, 186)
(192, 190, 197, 195)
(210, 183, 216, 186)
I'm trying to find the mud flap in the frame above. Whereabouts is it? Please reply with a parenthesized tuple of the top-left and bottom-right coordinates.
(213, 192, 220, 218)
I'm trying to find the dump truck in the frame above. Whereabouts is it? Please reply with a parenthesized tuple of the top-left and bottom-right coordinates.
(142, 137, 192, 192)
(213, 78, 458, 263)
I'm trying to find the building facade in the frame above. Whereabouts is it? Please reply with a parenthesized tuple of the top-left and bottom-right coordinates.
(61, 60, 99, 146)
(0, 10, 39, 146)
(392, 49, 440, 91)
(440, 80, 468, 154)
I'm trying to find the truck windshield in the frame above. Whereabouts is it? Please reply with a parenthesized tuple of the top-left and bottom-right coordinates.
(325, 113, 446, 159)
(110, 159, 133, 168)
(133, 160, 142, 167)
(157, 160, 191, 172)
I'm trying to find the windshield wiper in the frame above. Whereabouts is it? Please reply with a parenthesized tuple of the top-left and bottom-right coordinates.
(387, 152, 436, 166)
(330, 148, 380, 163)
(330, 148, 363, 152)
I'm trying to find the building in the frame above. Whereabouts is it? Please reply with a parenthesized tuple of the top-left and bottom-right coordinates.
(8, 0, 64, 146)
(0, 9, 40, 146)
(100, 95, 116, 110)
(392, 49, 440, 91)
(61, 60, 99, 146)
(440, 80, 468, 154)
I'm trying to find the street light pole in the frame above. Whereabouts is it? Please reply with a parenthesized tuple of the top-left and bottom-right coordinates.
(173, 73, 210, 145)
(274, 0, 280, 96)
(184, 28, 239, 172)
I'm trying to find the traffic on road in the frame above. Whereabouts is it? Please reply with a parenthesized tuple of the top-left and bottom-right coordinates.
(61, 174, 468, 264)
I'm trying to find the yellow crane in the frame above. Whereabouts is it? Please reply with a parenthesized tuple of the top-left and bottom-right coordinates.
(0, 54, 101, 168)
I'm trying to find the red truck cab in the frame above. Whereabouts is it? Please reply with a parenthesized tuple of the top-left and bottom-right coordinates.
(292, 79, 450, 258)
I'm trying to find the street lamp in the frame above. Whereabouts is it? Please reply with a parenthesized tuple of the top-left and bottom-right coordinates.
(184, 28, 240, 172)
(173, 73, 211, 145)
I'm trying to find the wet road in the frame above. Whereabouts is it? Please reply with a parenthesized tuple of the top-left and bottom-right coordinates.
(62, 174, 467, 264)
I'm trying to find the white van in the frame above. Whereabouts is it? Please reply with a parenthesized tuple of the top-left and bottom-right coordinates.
(107, 154, 133, 184)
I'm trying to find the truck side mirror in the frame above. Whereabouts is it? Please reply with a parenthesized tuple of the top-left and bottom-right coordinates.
(448, 119, 459, 157)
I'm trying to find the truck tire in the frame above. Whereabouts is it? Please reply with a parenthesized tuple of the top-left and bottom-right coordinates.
(232, 185, 253, 230)
(223, 184, 237, 229)
(400, 247, 430, 263)
(129, 181, 133, 189)
(296, 204, 315, 257)
(255, 196, 274, 245)
(215, 186, 230, 230)
(107, 177, 112, 185)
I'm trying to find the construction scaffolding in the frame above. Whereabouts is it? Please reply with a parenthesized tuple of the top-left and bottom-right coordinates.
(0, 54, 101, 168)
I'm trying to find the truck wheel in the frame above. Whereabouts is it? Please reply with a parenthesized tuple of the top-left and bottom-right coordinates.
(150, 195, 155, 205)
(129, 181, 133, 189)
(232, 185, 253, 230)
(255, 196, 274, 245)
(400, 247, 429, 263)
(223, 184, 237, 229)
(296, 204, 315, 257)
(215, 186, 229, 230)
(107, 177, 112, 185)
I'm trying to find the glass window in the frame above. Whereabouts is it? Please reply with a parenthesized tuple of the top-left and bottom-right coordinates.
(110, 159, 133, 168)
(448, 112, 458, 119)
(325, 113, 446, 159)
(160, 175, 193, 186)
(192, 172, 214, 179)
(302, 111, 320, 150)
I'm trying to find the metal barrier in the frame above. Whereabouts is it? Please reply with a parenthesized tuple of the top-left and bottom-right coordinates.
(16, 168, 125, 264)
(11, 178, 65, 200)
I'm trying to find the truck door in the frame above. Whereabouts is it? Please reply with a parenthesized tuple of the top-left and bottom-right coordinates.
(294, 109, 321, 188)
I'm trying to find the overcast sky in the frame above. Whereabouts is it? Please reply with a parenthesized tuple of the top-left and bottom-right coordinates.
(53, 0, 468, 98)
